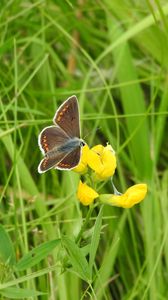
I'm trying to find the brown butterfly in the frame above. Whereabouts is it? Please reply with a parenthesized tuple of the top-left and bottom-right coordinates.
(38, 95, 85, 173)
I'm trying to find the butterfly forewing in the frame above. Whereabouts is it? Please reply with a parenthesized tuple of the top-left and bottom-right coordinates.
(53, 95, 80, 138)
(57, 147, 81, 170)
(38, 126, 69, 154)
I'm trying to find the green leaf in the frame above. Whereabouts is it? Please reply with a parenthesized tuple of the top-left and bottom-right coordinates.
(62, 236, 91, 282)
(0, 287, 44, 298)
(0, 224, 16, 266)
(108, 17, 152, 179)
(89, 206, 103, 274)
(81, 244, 90, 257)
(15, 239, 60, 271)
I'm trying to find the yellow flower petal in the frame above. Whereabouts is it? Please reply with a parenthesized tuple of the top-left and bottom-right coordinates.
(77, 180, 99, 206)
(91, 145, 104, 155)
(98, 145, 116, 179)
(87, 144, 116, 180)
(124, 184, 148, 207)
(73, 144, 89, 174)
(87, 145, 104, 174)
(100, 184, 147, 208)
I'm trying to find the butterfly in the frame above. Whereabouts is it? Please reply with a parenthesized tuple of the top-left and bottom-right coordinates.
(38, 95, 85, 173)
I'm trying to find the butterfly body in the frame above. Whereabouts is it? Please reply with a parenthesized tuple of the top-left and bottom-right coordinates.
(38, 96, 85, 173)
(45, 137, 85, 159)
(57, 137, 84, 153)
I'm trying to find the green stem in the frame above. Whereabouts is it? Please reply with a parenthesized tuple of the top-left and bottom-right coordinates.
(75, 204, 95, 244)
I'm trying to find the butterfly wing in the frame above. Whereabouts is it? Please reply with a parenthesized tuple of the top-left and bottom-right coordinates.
(56, 146, 81, 170)
(53, 95, 80, 138)
(38, 151, 68, 173)
(38, 125, 70, 155)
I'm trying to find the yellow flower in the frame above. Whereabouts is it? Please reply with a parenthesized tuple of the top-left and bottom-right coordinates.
(73, 144, 89, 174)
(77, 180, 99, 206)
(100, 184, 147, 208)
(87, 144, 116, 180)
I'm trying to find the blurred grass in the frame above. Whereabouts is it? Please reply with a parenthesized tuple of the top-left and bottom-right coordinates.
(0, 0, 168, 299)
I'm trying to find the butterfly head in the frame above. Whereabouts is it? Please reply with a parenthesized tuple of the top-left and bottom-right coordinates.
(80, 139, 86, 147)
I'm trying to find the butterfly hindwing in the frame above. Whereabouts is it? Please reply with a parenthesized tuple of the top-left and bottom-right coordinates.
(57, 146, 81, 170)
(38, 151, 68, 173)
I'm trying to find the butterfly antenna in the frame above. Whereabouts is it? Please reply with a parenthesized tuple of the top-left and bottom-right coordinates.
(83, 126, 102, 140)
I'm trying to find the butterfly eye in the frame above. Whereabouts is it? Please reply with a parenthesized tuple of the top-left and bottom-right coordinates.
(80, 141, 85, 147)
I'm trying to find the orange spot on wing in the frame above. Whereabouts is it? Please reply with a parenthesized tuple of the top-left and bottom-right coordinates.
(59, 162, 70, 167)
(57, 104, 69, 122)
(44, 143, 49, 152)
(43, 159, 47, 167)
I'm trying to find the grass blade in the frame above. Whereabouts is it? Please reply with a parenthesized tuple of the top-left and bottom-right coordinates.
(0, 224, 16, 266)
(62, 236, 91, 282)
(16, 239, 61, 271)
(89, 206, 103, 275)
(0, 287, 44, 299)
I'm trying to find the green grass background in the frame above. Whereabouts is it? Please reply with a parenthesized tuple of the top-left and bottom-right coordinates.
(0, 0, 168, 299)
